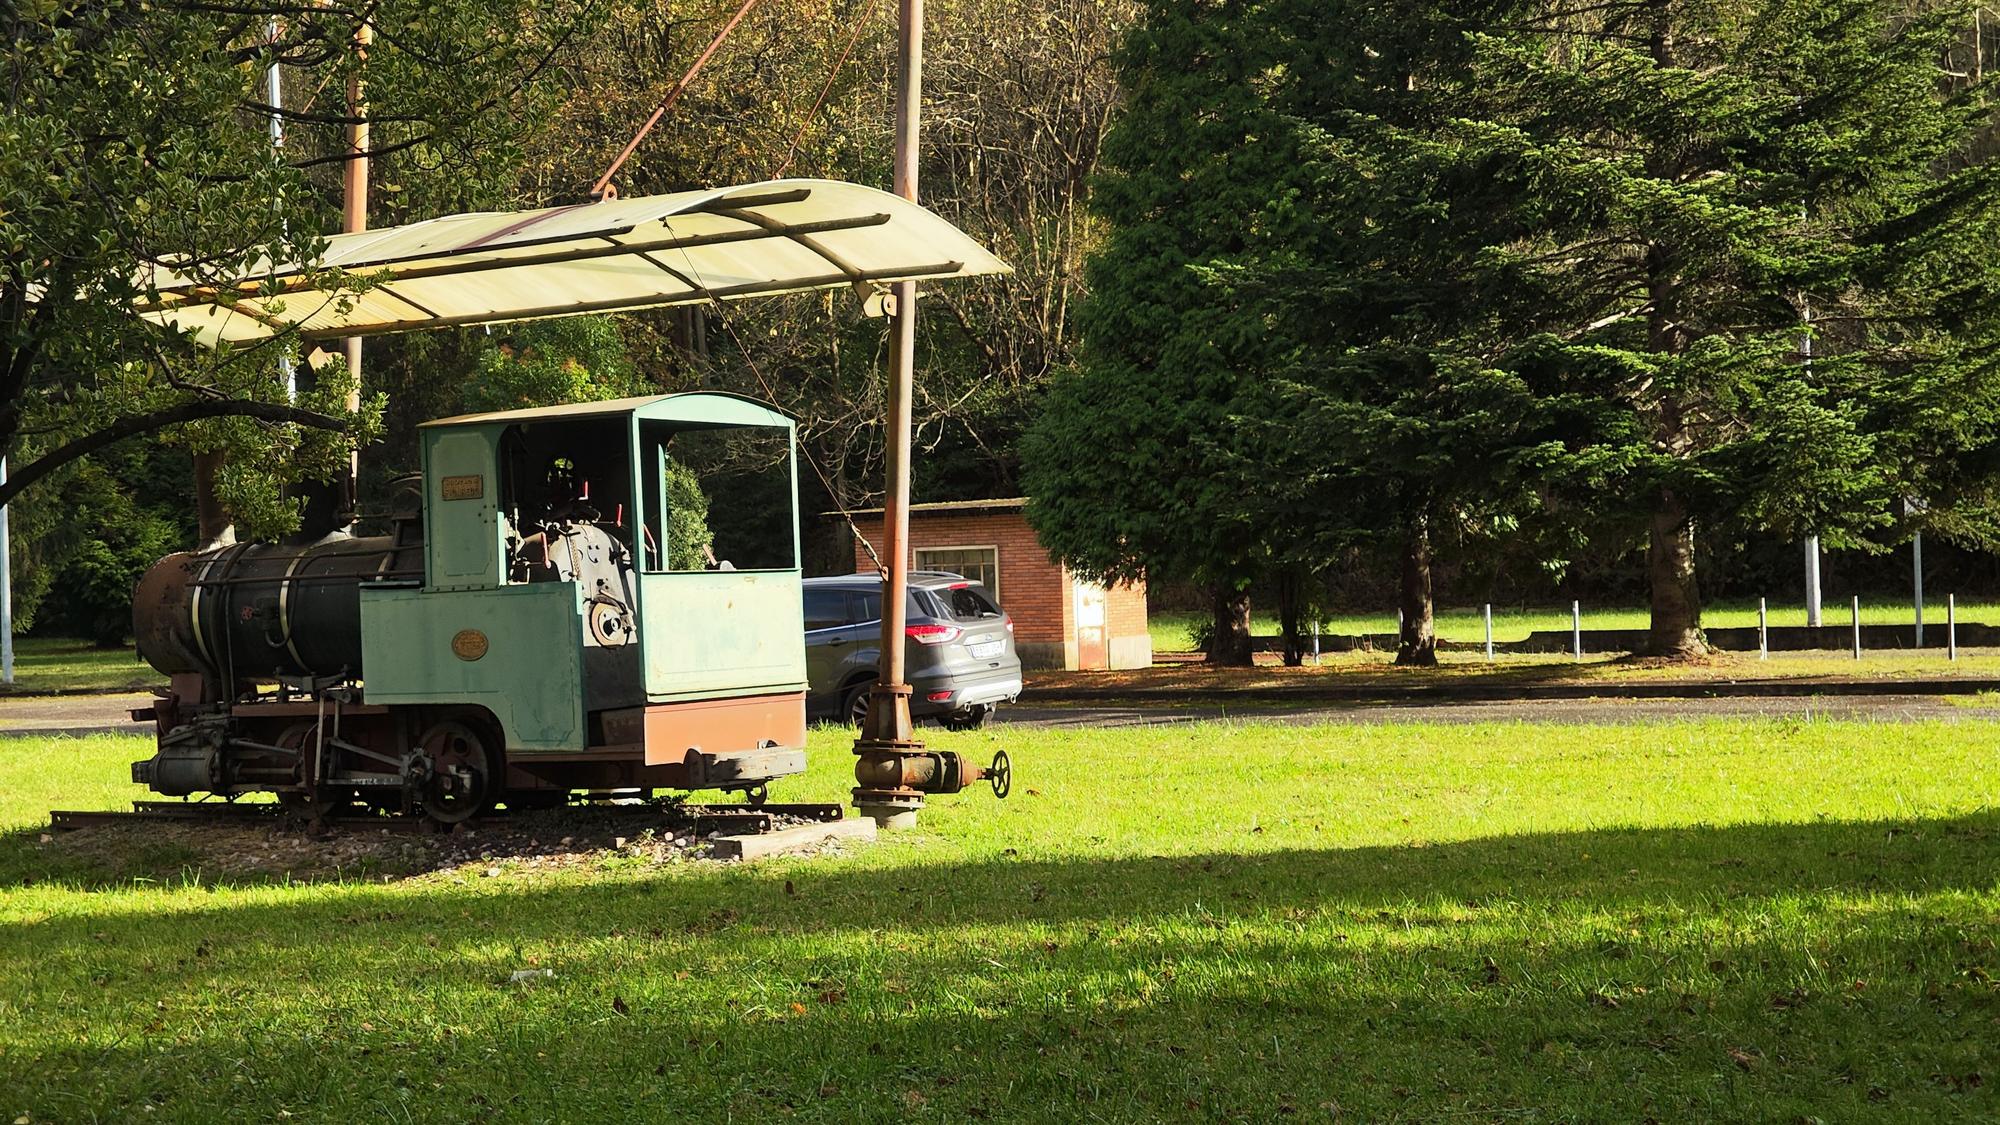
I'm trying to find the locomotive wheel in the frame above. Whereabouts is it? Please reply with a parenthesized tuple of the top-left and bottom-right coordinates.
(416, 720, 499, 824)
(274, 721, 341, 820)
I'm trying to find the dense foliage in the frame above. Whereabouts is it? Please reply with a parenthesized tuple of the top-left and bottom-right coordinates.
(2, 0, 594, 632)
(1023, 2, 1312, 663)
(15, 0, 2000, 659)
(1028, 0, 2000, 660)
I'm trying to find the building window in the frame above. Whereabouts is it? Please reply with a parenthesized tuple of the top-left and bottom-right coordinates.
(914, 546, 999, 598)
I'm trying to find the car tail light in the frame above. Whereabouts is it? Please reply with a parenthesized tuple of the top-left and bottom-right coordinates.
(926, 690, 953, 702)
(906, 623, 962, 645)
(1004, 616, 1014, 633)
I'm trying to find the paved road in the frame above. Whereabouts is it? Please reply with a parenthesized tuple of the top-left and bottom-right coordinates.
(0, 692, 154, 737)
(7, 689, 2000, 740)
(997, 693, 2000, 727)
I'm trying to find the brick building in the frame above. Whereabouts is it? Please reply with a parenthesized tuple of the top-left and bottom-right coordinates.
(842, 498, 1150, 671)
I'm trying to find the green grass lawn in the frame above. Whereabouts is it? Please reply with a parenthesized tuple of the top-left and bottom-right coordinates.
(1149, 598, 2000, 651)
(3, 722, 1999, 1120)
(0, 636, 157, 695)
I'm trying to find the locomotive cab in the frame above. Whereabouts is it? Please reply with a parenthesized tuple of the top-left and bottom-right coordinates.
(360, 392, 810, 801)
(130, 392, 809, 820)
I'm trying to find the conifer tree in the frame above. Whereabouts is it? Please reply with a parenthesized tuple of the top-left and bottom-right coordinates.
(1217, 0, 1632, 665)
(1022, 0, 1310, 664)
(1462, 0, 2000, 656)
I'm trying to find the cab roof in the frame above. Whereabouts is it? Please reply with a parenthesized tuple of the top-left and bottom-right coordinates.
(420, 391, 792, 430)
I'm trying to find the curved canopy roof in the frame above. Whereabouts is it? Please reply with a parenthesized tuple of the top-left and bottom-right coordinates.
(134, 178, 1010, 347)
(421, 391, 791, 430)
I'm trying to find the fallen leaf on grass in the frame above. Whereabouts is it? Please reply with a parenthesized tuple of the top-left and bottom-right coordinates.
(1729, 1047, 1762, 1071)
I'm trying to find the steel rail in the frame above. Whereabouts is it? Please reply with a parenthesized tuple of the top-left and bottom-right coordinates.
(48, 801, 844, 834)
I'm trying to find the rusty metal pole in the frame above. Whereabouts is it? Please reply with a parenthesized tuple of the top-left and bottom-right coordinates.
(853, 0, 927, 828)
(339, 19, 371, 506)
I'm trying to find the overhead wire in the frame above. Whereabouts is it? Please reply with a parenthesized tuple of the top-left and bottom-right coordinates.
(591, 0, 895, 574)
(770, 0, 879, 179)
(590, 0, 767, 198)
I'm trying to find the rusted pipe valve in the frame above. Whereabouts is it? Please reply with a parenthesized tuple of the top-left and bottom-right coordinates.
(853, 742, 1012, 828)
(853, 748, 981, 794)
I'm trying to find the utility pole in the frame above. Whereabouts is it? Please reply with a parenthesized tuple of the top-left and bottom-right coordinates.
(192, 19, 290, 550)
(340, 19, 371, 508)
(1802, 278, 1820, 630)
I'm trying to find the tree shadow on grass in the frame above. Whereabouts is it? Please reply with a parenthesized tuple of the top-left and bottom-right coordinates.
(0, 800, 1992, 904)
(4, 812, 1999, 1122)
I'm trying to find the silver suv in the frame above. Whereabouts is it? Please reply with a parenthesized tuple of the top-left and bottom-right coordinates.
(803, 572, 1023, 730)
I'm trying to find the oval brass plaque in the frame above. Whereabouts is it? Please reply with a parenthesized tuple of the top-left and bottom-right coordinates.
(451, 629, 489, 661)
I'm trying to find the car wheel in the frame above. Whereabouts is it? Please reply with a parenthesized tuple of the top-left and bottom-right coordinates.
(940, 706, 989, 732)
(843, 680, 874, 727)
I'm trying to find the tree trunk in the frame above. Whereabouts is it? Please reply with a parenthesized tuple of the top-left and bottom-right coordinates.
(1277, 568, 1306, 667)
(1207, 583, 1254, 667)
(1647, 487, 1705, 658)
(1395, 520, 1437, 666)
(192, 449, 235, 549)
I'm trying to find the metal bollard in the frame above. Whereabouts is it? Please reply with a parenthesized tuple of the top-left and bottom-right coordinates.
(1949, 594, 1958, 661)
(1484, 603, 1494, 662)
(1572, 600, 1582, 661)
(1851, 595, 1861, 660)
(1758, 597, 1768, 660)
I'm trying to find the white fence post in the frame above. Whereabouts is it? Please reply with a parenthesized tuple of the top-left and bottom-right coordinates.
(1851, 595, 1861, 660)
(1571, 600, 1582, 661)
(1913, 530, 1925, 648)
(1806, 536, 1823, 627)
(1311, 617, 1320, 666)
(1949, 594, 1958, 662)
(1758, 597, 1768, 660)
(1483, 603, 1494, 662)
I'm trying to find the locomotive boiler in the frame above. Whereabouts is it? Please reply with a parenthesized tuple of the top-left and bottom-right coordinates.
(129, 392, 810, 822)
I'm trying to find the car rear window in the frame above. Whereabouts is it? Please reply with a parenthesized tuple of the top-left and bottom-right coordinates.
(814, 587, 925, 626)
(937, 584, 1002, 621)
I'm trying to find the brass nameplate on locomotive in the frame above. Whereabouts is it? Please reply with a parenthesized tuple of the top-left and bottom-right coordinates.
(440, 474, 484, 501)
(452, 629, 489, 661)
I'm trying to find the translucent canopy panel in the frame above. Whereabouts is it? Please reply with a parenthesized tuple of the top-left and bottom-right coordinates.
(134, 179, 1010, 346)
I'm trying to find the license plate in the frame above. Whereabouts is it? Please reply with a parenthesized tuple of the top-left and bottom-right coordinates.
(969, 640, 1004, 659)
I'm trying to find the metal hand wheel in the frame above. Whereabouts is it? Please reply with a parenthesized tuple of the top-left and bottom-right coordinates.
(988, 750, 1012, 800)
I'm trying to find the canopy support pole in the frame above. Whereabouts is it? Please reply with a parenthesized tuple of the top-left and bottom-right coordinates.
(853, 0, 930, 829)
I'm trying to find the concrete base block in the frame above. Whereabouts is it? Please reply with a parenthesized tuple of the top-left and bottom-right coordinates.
(709, 816, 877, 860)
(857, 805, 920, 831)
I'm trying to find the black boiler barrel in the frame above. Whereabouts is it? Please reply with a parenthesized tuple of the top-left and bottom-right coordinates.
(133, 534, 423, 682)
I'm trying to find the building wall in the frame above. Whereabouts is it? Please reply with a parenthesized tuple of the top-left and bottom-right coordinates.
(850, 510, 1065, 644)
(850, 508, 1147, 671)
(1106, 579, 1153, 670)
